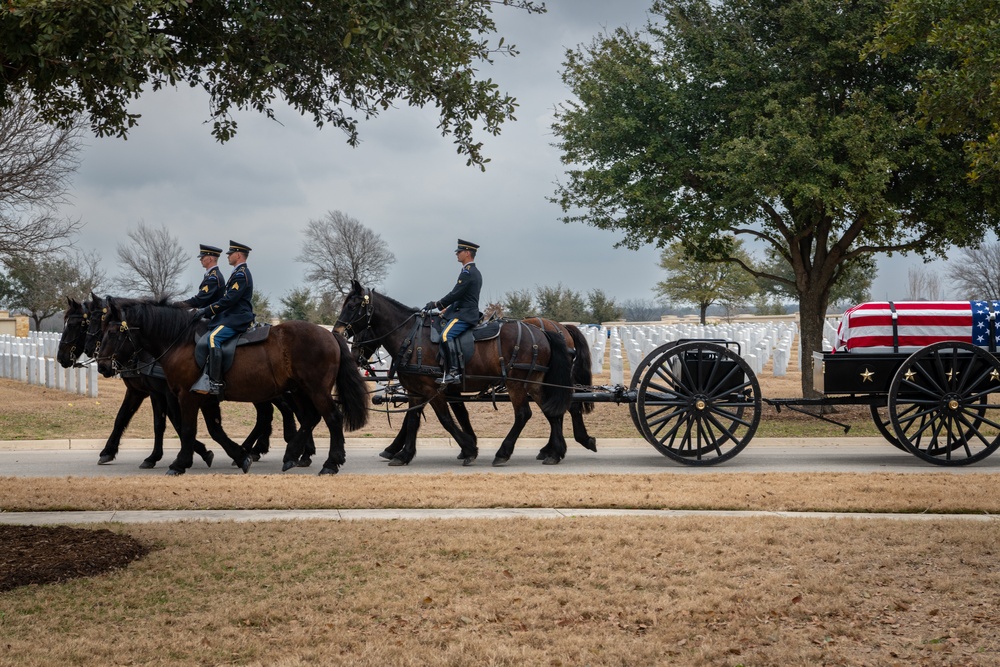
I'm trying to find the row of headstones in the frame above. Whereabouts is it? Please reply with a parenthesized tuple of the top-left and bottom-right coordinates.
(0, 333, 98, 397)
(580, 322, 801, 381)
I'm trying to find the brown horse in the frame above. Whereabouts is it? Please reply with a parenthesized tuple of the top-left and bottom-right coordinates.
(334, 281, 575, 466)
(97, 298, 368, 475)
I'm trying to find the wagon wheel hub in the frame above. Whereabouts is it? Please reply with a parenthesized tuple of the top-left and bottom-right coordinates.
(948, 398, 960, 411)
(694, 398, 707, 411)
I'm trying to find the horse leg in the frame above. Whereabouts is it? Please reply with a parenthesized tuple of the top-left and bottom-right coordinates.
(98, 386, 148, 464)
(450, 400, 479, 460)
(309, 392, 346, 475)
(196, 397, 251, 473)
(570, 401, 597, 451)
(493, 389, 532, 467)
(166, 399, 201, 476)
(536, 402, 594, 460)
(281, 399, 320, 472)
(242, 402, 274, 462)
(142, 392, 169, 469)
(540, 412, 569, 465)
(379, 409, 415, 460)
(422, 396, 477, 466)
(296, 395, 317, 467)
(148, 386, 214, 468)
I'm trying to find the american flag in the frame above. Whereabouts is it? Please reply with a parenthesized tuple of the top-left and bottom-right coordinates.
(836, 301, 1000, 353)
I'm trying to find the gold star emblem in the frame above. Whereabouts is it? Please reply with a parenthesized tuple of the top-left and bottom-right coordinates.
(991, 369, 1000, 382)
(946, 368, 958, 381)
(904, 369, 916, 382)
(860, 368, 874, 383)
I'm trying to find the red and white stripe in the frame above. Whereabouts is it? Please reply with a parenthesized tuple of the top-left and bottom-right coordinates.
(836, 302, 974, 353)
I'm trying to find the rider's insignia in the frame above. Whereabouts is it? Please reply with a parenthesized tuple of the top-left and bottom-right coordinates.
(201, 286, 208, 293)
(232, 284, 239, 290)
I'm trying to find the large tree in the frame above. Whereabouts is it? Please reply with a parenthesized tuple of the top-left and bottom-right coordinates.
(0, 0, 544, 169)
(0, 92, 80, 260)
(873, 0, 1000, 179)
(551, 0, 1000, 395)
(298, 210, 395, 295)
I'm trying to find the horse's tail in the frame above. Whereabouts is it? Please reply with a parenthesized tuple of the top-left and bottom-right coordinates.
(540, 329, 575, 417)
(563, 324, 595, 414)
(333, 332, 370, 432)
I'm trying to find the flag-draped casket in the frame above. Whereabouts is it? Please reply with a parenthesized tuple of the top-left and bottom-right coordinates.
(835, 301, 1000, 354)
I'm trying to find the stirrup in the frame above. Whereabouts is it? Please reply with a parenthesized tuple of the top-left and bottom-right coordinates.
(437, 372, 461, 385)
(192, 373, 223, 395)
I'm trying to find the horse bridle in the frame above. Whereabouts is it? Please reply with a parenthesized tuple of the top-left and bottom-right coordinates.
(58, 308, 90, 366)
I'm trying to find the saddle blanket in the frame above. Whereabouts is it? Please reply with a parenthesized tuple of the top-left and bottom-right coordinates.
(836, 301, 1000, 353)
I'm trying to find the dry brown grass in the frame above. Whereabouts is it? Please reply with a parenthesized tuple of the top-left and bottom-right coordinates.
(2, 472, 1000, 514)
(2, 518, 999, 666)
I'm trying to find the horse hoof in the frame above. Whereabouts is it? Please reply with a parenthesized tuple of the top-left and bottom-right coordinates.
(319, 466, 339, 475)
(584, 438, 597, 452)
(240, 457, 252, 474)
(456, 452, 466, 460)
(98, 454, 115, 465)
(379, 450, 394, 460)
(388, 457, 408, 467)
(535, 451, 547, 461)
(462, 456, 477, 467)
(165, 468, 184, 476)
(282, 461, 297, 472)
(139, 460, 156, 470)
(251, 453, 262, 462)
(296, 458, 312, 468)
(492, 456, 509, 467)
(203, 451, 214, 468)
(543, 456, 561, 465)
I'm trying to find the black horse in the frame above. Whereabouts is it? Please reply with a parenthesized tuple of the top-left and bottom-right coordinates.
(97, 298, 368, 475)
(335, 281, 575, 466)
(78, 294, 314, 468)
(58, 297, 214, 468)
(350, 317, 599, 464)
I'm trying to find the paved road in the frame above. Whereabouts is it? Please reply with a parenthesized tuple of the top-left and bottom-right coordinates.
(2, 436, 999, 477)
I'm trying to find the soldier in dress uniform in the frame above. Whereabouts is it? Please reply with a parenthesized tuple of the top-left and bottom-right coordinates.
(425, 239, 482, 384)
(181, 244, 224, 308)
(191, 240, 256, 395)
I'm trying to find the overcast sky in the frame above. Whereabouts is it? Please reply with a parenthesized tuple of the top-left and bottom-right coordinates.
(63, 0, 942, 311)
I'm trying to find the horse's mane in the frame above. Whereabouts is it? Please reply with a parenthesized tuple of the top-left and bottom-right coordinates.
(373, 289, 419, 314)
(118, 299, 201, 342)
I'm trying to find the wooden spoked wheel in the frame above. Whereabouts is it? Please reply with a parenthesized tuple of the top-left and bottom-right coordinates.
(635, 341, 760, 465)
(888, 342, 1000, 466)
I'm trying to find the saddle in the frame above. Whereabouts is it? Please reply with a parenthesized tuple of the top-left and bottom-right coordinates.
(194, 323, 271, 373)
(427, 316, 501, 368)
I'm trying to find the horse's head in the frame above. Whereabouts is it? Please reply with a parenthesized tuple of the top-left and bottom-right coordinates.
(83, 294, 106, 358)
(334, 280, 371, 337)
(56, 297, 89, 368)
(349, 323, 381, 365)
(95, 297, 140, 378)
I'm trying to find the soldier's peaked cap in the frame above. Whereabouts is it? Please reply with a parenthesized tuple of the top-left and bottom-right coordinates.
(197, 244, 223, 258)
(456, 239, 479, 252)
(227, 240, 252, 255)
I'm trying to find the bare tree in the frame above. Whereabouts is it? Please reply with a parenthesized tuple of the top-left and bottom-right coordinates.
(297, 211, 395, 295)
(0, 93, 81, 261)
(115, 222, 187, 299)
(947, 243, 1000, 300)
(905, 266, 943, 301)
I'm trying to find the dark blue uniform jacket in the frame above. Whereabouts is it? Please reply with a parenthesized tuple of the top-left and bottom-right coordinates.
(182, 266, 223, 308)
(437, 262, 482, 324)
(204, 263, 255, 331)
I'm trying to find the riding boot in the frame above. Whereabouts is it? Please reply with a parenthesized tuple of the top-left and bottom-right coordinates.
(192, 347, 224, 395)
(437, 339, 462, 385)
